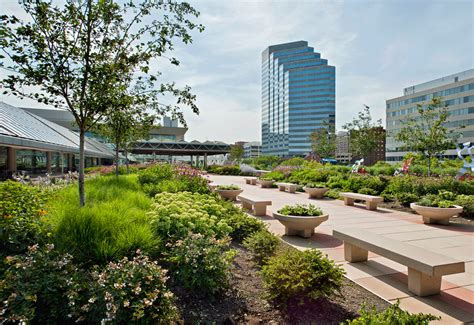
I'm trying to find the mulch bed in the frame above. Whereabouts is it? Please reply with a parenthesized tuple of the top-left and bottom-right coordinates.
(173, 243, 390, 324)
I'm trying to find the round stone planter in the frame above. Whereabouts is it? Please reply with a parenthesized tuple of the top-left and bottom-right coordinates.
(304, 187, 329, 199)
(410, 203, 463, 225)
(259, 179, 275, 188)
(273, 212, 328, 238)
(216, 189, 243, 201)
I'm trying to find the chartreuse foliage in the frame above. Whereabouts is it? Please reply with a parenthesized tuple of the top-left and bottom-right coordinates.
(345, 302, 439, 324)
(48, 175, 157, 265)
(261, 249, 345, 303)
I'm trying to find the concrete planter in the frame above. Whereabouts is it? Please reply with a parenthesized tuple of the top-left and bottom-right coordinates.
(410, 203, 463, 225)
(259, 179, 275, 188)
(216, 189, 243, 201)
(273, 212, 328, 238)
(304, 187, 329, 199)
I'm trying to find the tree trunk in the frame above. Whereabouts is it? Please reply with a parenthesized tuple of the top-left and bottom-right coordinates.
(427, 155, 431, 177)
(115, 142, 119, 178)
(125, 150, 129, 174)
(79, 129, 86, 206)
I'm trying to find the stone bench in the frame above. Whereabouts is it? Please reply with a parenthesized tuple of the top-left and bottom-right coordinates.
(244, 177, 258, 185)
(340, 192, 383, 210)
(238, 194, 272, 216)
(275, 182, 298, 193)
(333, 228, 465, 297)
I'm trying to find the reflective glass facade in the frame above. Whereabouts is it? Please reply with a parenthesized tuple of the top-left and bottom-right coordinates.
(261, 41, 335, 156)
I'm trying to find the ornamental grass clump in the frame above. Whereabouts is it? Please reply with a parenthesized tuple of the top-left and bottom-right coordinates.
(166, 233, 236, 295)
(278, 204, 323, 216)
(243, 230, 280, 265)
(74, 252, 177, 324)
(261, 249, 344, 303)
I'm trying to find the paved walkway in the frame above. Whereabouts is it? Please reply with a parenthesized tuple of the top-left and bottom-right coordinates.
(210, 175, 474, 324)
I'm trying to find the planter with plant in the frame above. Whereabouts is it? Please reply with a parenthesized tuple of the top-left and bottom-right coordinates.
(258, 175, 276, 188)
(303, 182, 329, 199)
(410, 191, 463, 225)
(215, 184, 243, 201)
(273, 204, 328, 238)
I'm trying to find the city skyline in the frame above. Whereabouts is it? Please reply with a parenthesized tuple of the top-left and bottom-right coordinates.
(0, 0, 472, 143)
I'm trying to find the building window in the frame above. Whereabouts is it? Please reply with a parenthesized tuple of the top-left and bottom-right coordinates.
(16, 149, 47, 175)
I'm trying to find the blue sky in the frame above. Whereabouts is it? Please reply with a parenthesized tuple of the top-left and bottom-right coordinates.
(1, 0, 473, 143)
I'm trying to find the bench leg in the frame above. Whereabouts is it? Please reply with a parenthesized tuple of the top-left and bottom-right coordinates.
(344, 197, 355, 206)
(289, 187, 296, 193)
(344, 242, 368, 262)
(278, 186, 285, 191)
(422, 216, 450, 225)
(241, 201, 252, 211)
(253, 204, 267, 216)
(245, 179, 250, 184)
(408, 267, 442, 296)
(251, 179, 257, 185)
(366, 201, 378, 210)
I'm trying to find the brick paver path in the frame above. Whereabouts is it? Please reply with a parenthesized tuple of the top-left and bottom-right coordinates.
(210, 175, 474, 324)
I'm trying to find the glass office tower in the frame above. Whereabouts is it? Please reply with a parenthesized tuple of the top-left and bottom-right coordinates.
(261, 41, 335, 157)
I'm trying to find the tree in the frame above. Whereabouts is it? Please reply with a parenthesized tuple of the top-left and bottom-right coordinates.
(343, 105, 384, 161)
(0, 0, 203, 206)
(229, 144, 244, 162)
(310, 123, 336, 159)
(395, 97, 460, 176)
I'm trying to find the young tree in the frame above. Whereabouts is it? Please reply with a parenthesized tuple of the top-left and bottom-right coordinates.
(310, 124, 336, 159)
(343, 105, 384, 161)
(0, 0, 203, 206)
(229, 144, 244, 162)
(395, 97, 460, 176)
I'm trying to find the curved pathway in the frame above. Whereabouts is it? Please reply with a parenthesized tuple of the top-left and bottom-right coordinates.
(209, 175, 474, 324)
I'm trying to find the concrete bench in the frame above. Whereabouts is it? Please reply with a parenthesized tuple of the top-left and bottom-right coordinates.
(333, 228, 465, 296)
(340, 192, 383, 210)
(238, 194, 272, 216)
(244, 177, 257, 185)
(275, 182, 298, 193)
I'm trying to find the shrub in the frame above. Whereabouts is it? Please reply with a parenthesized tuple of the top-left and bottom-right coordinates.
(166, 233, 236, 295)
(137, 163, 174, 185)
(289, 167, 336, 184)
(346, 302, 440, 324)
(261, 249, 345, 303)
(358, 187, 378, 196)
(74, 253, 177, 324)
(304, 182, 327, 188)
(0, 180, 49, 257)
(142, 176, 210, 196)
(216, 184, 241, 190)
(418, 194, 455, 208)
(261, 170, 285, 181)
(455, 194, 474, 217)
(149, 192, 233, 244)
(0, 244, 85, 324)
(222, 204, 266, 241)
(395, 192, 419, 206)
(278, 204, 323, 216)
(325, 188, 341, 199)
(207, 165, 241, 175)
(279, 157, 306, 166)
(243, 230, 280, 265)
(49, 176, 157, 265)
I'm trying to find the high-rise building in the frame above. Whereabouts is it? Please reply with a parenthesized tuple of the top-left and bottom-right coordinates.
(243, 141, 261, 158)
(261, 41, 335, 157)
(335, 131, 351, 164)
(386, 69, 474, 162)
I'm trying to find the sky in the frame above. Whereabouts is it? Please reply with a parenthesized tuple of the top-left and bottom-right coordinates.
(1, 0, 473, 143)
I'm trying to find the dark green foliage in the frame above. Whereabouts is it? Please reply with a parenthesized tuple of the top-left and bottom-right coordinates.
(345, 301, 440, 324)
(261, 249, 345, 303)
(395, 192, 420, 206)
(216, 184, 241, 190)
(366, 161, 396, 176)
(0, 181, 49, 257)
(358, 187, 378, 195)
(261, 170, 285, 181)
(243, 230, 280, 265)
(325, 188, 342, 199)
(280, 157, 306, 166)
(418, 195, 455, 208)
(166, 233, 236, 295)
(455, 194, 474, 217)
(207, 165, 241, 175)
(142, 176, 210, 196)
(278, 204, 323, 216)
(138, 163, 174, 185)
(0, 245, 85, 324)
(73, 253, 177, 323)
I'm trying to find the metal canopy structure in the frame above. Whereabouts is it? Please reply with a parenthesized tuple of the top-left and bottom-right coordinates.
(131, 139, 230, 156)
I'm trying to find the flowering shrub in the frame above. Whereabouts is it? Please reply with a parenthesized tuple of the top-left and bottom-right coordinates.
(0, 181, 49, 257)
(261, 249, 345, 303)
(137, 163, 174, 185)
(0, 244, 84, 324)
(207, 164, 241, 175)
(166, 233, 236, 295)
(73, 252, 177, 324)
(243, 230, 280, 265)
(149, 192, 233, 243)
